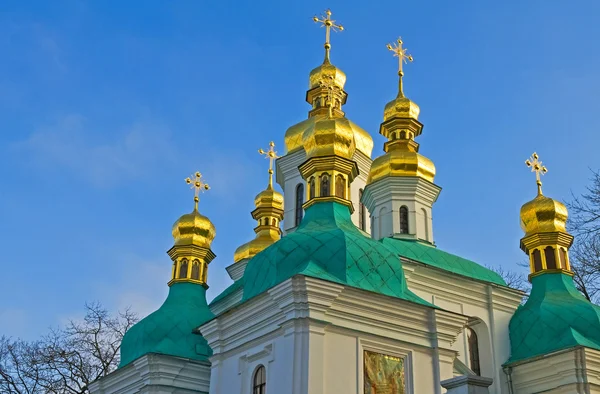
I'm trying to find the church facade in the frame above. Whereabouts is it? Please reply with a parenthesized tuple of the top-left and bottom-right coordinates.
(89, 10, 600, 394)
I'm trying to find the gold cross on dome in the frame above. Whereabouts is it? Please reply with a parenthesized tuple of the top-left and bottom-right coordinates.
(313, 9, 344, 62)
(185, 171, 210, 211)
(525, 152, 548, 195)
(258, 141, 280, 187)
(387, 37, 413, 97)
(319, 75, 336, 118)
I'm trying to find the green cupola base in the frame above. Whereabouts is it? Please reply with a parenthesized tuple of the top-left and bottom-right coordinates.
(507, 272, 600, 364)
(119, 282, 214, 367)
(240, 200, 430, 306)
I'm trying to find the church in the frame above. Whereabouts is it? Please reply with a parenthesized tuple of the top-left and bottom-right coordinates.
(89, 10, 600, 394)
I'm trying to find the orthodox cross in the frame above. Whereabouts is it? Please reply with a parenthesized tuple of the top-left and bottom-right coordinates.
(525, 152, 548, 195)
(313, 9, 344, 62)
(259, 141, 280, 188)
(185, 171, 210, 211)
(387, 37, 413, 97)
(319, 75, 336, 118)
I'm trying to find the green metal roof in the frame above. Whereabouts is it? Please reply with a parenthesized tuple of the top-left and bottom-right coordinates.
(240, 201, 431, 306)
(381, 238, 506, 286)
(507, 272, 600, 364)
(119, 282, 214, 367)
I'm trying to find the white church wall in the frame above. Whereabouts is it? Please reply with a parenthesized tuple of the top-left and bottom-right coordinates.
(506, 347, 600, 393)
(402, 260, 523, 394)
(201, 275, 467, 394)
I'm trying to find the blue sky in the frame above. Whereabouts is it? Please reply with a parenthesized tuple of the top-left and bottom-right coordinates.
(1, 1, 599, 339)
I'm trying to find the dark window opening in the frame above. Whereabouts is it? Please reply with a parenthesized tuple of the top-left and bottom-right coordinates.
(467, 327, 481, 376)
(295, 183, 304, 226)
(532, 249, 543, 272)
(545, 246, 557, 269)
(253, 365, 266, 394)
(399, 206, 409, 234)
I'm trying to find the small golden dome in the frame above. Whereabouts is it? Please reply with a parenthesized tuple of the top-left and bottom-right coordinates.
(383, 96, 420, 121)
(233, 229, 279, 263)
(254, 186, 284, 210)
(520, 194, 568, 236)
(309, 61, 346, 90)
(368, 141, 436, 184)
(172, 210, 216, 248)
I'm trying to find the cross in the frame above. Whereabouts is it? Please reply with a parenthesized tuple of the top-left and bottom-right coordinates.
(313, 9, 344, 62)
(319, 75, 336, 118)
(387, 37, 413, 97)
(525, 152, 548, 195)
(258, 141, 280, 188)
(185, 171, 210, 211)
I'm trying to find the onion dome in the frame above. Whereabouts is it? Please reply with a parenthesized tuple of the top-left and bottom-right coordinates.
(119, 171, 216, 367)
(234, 185, 284, 263)
(234, 143, 285, 264)
(172, 210, 216, 248)
(285, 115, 373, 157)
(367, 38, 434, 186)
(368, 139, 436, 184)
(520, 193, 568, 237)
(508, 154, 600, 364)
(383, 94, 420, 122)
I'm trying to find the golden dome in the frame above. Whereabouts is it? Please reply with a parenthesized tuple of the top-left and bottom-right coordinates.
(309, 61, 346, 90)
(520, 194, 568, 236)
(285, 115, 373, 157)
(368, 141, 436, 184)
(254, 186, 284, 210)
(383, 95, 420, 121)
(302, 117, 355, 159)
(172, 210, 216, 248)
(233, 229, 279, 263)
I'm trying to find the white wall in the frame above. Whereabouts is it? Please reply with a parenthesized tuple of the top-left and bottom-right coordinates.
(201, 276, 467, 394)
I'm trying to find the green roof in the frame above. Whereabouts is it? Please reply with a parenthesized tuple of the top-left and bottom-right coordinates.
(240, 201, 431, 306)
(119, 282, 214, 367)
(381, 238, 506, 286)
(507, 272, 600, 364)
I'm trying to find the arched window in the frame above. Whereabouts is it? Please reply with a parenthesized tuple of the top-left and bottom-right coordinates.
(467, 327, 481, 376)
(391, 132, 397, 140)
(399, 206, 409, 234)
(191, 260, 200, 280)
(335, 175, 345, 198)
(545, 246, 557, 269)
(201, 262, 208, 283)
(532, 249, 542, 272)
(400, 130, 406, 139)
(359, 189, 366, 231)
(179, 259, 188, 279)
(271, 218, 276, 226)
(320, 173, 330, 197)
(172, 262, 177, 279)
(309, 177, 316, 199)
(253, 365, 266, 394)
(295, 183, 304, 226)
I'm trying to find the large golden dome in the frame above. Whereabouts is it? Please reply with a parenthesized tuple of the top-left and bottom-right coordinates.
(520, 194, 568, 236)
(285, 115, 373, 157)
(172, 210, 216, 248)
(302, 117, 356, 160)
(368, 140, 435, 184)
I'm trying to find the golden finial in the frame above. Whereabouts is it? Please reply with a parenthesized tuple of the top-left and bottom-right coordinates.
(258, 141, 280, 189)
(319, 75, 337, 118)
(387, 37, 413, 98)
(313, 9, 344, 64)
(525, 152, 548, 195)
(185, 171, 210, 211)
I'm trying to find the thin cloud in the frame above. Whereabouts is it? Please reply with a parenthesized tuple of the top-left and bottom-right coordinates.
(14, 114, 177, 188)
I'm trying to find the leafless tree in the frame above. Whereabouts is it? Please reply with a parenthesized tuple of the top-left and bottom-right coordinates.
(567, 169, 600, 303)
(0, 303, 137, 394)
(487, 265, 530, 294)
